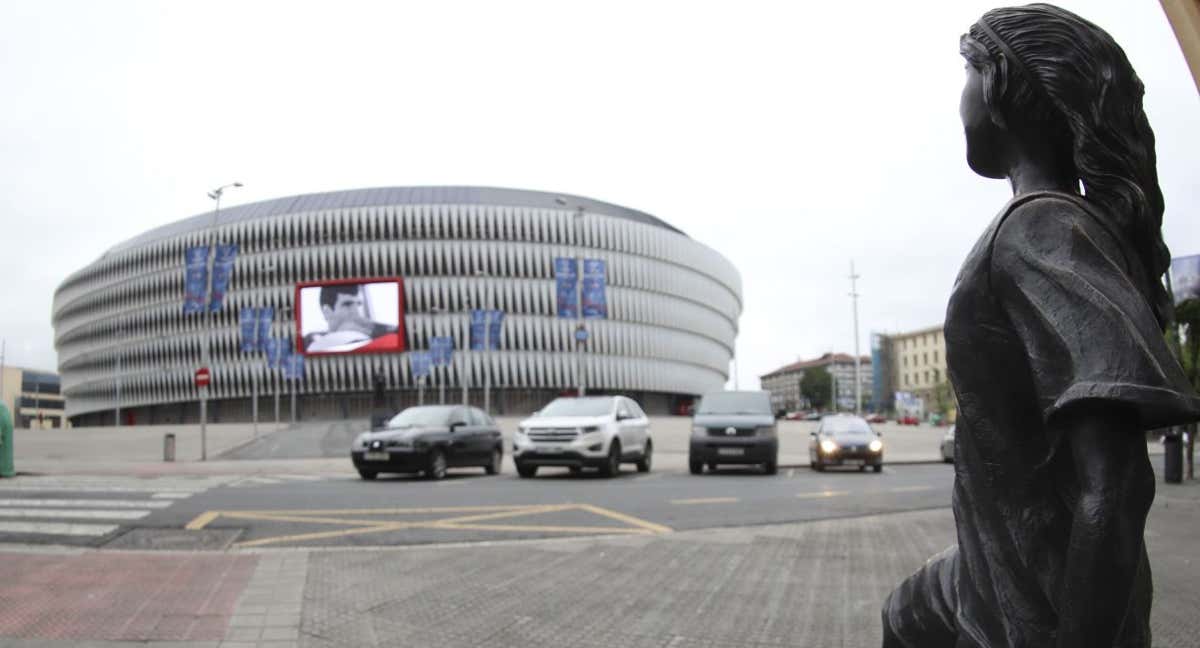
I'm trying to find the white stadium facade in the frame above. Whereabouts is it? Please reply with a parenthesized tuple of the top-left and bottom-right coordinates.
(52, 187, 743, 426)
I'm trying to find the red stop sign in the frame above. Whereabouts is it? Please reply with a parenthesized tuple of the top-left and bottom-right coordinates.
(195, 367, 211, 388)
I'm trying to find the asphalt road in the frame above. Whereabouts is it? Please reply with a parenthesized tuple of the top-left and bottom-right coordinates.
(127, 461, 957, 549)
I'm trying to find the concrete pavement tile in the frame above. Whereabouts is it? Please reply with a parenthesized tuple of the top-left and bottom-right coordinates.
(259, 627, 299, 640)
(224, 627, 262, 641)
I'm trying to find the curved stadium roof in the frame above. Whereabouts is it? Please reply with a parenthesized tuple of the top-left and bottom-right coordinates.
(104, 186, 686, 257)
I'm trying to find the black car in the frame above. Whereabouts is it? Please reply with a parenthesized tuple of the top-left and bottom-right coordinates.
(689, 390, 778, 475)
(351, 405, 503, 480)
(809, 414, 884, 472)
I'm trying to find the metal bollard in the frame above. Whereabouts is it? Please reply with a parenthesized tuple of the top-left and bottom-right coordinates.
(0, 404, 13, 478)
(1164, 431, 1183, 484)
(163, 433, 176, 463)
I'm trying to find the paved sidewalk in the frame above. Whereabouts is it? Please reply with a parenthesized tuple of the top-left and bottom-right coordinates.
(0, 477, 1197, 648)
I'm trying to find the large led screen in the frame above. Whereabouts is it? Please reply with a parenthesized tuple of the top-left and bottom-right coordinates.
(295, 278, 405, 355)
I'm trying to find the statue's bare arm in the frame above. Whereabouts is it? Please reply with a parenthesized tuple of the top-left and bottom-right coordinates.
(1055, 402, 1154, 647)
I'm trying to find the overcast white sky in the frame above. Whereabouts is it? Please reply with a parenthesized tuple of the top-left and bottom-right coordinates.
(2, 1, 1198, 390)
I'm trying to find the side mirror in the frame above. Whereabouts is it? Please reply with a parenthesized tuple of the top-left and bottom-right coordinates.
(809, 431, 818, 437)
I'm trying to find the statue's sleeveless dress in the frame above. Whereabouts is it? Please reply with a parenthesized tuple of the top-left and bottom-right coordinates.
(882, 191, 1200, 647)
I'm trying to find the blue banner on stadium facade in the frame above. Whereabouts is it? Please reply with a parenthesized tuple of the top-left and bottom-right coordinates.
(284, 352, 305, 381)
(554, 257, 579, 318)
(1171, 254, 1200, 305)
(265, 337, 284, 369)
(487, 310, 504, 350)
(581, 258, 607, 319)
(256, 307, 273, 352)
(239, 308, 258, 352)
(183, 246, 209, 314)
(410, 351, 433, 378)
(430, 336, 454, 367)
(208, 244, 238, 312)
(469, 310, 504, 350)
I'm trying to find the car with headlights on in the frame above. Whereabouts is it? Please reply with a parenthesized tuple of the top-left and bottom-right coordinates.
(689, 390, 778, 475)
(809, 414, 884, 472)
(351, 405, 503, 480)
(513, 396, 651, 478)
(940, 425, 955, 463)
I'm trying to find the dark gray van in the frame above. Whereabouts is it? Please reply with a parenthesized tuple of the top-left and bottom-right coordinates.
(688, 390, 778, 475)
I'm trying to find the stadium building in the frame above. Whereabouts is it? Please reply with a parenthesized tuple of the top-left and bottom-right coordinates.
(53, 187, 742, 425)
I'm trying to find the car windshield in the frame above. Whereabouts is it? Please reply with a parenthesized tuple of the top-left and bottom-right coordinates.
(386, 406, 457, 428)
(696, 391, 771, 415)
(535, 397, 614, 417)
(822, 416, 872, 435)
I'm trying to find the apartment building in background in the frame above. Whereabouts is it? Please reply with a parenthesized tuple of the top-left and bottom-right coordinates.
(760, 352, 872, 413)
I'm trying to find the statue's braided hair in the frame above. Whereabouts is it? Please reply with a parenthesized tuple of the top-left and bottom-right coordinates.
(961, 3, 1171, 329)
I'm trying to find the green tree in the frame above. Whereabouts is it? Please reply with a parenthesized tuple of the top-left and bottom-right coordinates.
(931, 381, 954, 418)
(800, 366, 833, 410)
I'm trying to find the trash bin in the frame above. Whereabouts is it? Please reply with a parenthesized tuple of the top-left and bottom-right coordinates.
(1164, 432, 1183, 484)
(163, 433, 176, 463)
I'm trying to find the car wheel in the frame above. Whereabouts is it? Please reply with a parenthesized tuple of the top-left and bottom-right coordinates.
(636, 440, 653, 473)
(707, 462, 717, 471)
(425, 449, 447, 480)
(874, 464, 883, 473)
(357, 469, 377, 480)
(516, 462, 538, 478)
(763, 458, 777, 476)
(689, 458, 703, 475)
(859, 465, 867, 472)
(600, 440, 621, 477)
(812, 460, 824, 472)
(485, 448, 502, 475)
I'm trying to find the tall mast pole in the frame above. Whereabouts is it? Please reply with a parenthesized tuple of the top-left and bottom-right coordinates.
(849, 261, 862, 415)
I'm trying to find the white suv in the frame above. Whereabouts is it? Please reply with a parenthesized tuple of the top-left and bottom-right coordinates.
(513, 396, 651, 478)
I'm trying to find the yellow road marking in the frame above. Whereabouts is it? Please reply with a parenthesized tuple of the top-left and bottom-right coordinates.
(185, 510, 220, 530)
(190, 503, 672, 548)
(235, 522, 424, 548)
(796, 490, 850, 499)
(669, 497, 739, 505)
(429, 522, 655, 535)
(889, 486, 934, 493)
(576, 504, 673, 535)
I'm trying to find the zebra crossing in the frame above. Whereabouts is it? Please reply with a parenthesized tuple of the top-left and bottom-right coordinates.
(0, 475, 228, 541)
(221, 473, 342, 488)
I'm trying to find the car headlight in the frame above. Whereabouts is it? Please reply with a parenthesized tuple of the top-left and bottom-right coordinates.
(820, 439, 838, 454)
(869, 439, 883, 453)
(757, 425, 777, 437)
(692, 425, 706, 436)
(581, 426, 600, 434)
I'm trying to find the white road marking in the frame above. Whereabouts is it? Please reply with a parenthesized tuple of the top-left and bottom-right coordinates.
(0, 508, 151, 520)
(152, 492, 194, 499)
(670, 497, 740, 505)
(889, 486, 935, 493)
(796, 490, 850, 499)
(0, 499, 172, 510)
(0, 484, 205, 494)
(0, 521, 119, 536)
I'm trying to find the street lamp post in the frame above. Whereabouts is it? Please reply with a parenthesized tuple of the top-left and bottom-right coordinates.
(572, 205, 586, 397)
(473, 270, 496, 414)
(251, 264, 276, 438)
(431, 307, 446, 405)
(201, 182, 242, 461)
(849, 261, 862, 415)
(114, 324, 122, 427)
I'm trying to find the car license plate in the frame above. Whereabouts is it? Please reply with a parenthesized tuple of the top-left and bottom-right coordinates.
(843, 459, 864, 466)
(540, 446, 564, 454)
(364, 451, 389, 461)
(717, 447, 744, 456)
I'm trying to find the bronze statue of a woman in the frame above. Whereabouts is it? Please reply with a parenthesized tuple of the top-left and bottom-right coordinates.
(882, 4, 1200, 647)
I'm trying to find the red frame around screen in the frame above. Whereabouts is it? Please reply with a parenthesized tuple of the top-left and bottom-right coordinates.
(294, 277, 406, 356)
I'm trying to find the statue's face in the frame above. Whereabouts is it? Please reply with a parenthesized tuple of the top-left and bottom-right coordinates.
(959, 65, 1007, 180)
